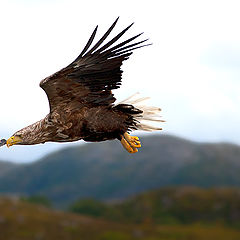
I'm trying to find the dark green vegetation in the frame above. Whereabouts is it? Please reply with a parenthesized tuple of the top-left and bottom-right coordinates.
(0, 135, 240, 208)
(70, 187, 240, 227)
(0, 196, 239, 240)
(21, 195, 52, 208)
(69, 198, 109, 218)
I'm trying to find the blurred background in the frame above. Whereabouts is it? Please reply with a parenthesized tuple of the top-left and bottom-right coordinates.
(0, 0, 240, 239)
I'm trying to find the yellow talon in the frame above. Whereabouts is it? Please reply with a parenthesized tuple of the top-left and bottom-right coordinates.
(124, 133, 141, 148)
(120, 133, 141, 153)
(132, 136, 139, 140)
(121, 137, 138, 153)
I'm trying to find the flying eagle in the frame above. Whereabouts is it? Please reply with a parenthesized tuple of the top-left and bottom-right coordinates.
(3, 18, 163, 153)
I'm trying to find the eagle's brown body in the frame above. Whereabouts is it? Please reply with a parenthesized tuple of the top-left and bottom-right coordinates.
(6, 18, 163, 153)
(20, 105, 135, 145)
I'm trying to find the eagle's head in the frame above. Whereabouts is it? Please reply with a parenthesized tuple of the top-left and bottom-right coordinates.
(6, 129, 46, 147)
(6, 119, 50, 147)
(6, 130, 27, 147)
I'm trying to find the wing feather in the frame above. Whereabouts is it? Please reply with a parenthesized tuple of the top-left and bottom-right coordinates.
(40, 18, 149, 112)
(92, 22, 134, 55)
(84, 17, 119, 55)
(76, 25, 98, 59)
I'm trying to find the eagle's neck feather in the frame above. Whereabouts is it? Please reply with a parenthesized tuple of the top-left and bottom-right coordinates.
(16, 115, 55, 145)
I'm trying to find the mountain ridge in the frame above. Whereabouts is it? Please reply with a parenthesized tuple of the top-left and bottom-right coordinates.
(0, 134, 239, 208)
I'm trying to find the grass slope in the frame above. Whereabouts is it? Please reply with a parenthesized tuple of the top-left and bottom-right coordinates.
(0, 197, 240, 240)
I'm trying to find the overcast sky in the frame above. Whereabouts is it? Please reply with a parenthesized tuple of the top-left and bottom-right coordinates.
(1, 0, 240, 162)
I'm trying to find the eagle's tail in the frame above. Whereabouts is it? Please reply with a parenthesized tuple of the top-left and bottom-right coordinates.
(116, 92, 164, 132)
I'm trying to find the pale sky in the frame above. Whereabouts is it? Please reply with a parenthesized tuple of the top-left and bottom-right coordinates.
(1, 0, 240, 162)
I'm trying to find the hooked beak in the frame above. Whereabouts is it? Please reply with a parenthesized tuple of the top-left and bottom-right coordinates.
(6, 136, 22, 148)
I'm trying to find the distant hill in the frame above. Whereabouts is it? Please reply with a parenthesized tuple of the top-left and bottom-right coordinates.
(0, 160, 18, 177)
(0, 135, 240, 208)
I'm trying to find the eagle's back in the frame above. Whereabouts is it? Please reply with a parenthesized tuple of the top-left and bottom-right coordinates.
(48, 103, 143, 143)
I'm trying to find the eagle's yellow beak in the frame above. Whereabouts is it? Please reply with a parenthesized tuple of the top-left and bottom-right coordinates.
(6, 136, 22, 148)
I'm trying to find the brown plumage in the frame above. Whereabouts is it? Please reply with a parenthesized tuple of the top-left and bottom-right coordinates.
(6, 18, 163, 153)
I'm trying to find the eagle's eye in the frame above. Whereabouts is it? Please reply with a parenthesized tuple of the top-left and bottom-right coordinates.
(15, 134, 22, 138)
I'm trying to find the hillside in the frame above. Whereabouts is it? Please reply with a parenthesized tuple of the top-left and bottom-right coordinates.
(0, 160, 19, 177)
(71, 186, 240, 226)
(0, 135, 240, 207)
(1, 196, 240, 240)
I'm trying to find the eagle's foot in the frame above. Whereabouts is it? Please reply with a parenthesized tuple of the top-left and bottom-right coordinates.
(120, 133, 141, 153)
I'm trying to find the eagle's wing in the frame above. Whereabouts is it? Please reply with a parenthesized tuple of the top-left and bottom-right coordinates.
(40, 18, 149, 112)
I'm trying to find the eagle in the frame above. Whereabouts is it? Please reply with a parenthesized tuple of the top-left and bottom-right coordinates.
(3, 18, 163, 153)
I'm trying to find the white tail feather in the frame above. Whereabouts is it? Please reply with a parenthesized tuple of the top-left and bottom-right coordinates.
(117, 93, 164, 131)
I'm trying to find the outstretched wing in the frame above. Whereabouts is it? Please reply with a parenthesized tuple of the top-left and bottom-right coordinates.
(40, 18, 149, 112)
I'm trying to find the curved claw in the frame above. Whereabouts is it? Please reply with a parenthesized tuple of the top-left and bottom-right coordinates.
(120, 133, 141, 153)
